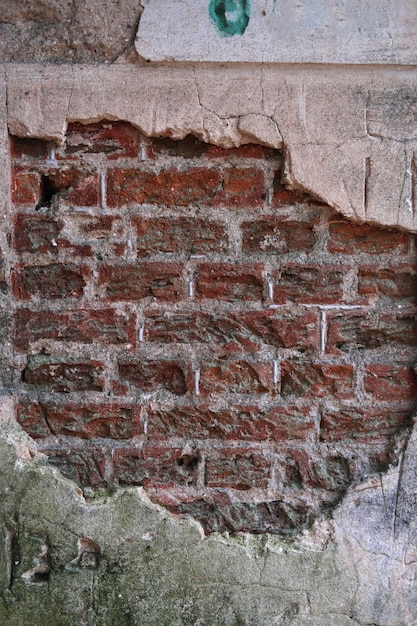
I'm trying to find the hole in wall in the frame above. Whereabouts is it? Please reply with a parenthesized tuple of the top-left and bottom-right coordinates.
(9, 121, 417, 536)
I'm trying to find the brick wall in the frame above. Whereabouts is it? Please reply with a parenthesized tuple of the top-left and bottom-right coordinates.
(9, 123, 417, 535)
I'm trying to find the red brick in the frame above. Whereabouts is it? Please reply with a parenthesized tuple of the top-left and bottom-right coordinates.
(11, 137, 47, 159)
(326, 309, 417, 353)
(114, 446, 199, 487)
(206, 144, 275, 159)
(205, 450, 270, 489)
(320, 405, 413, 443)
(199, 359, 271, 395)
(274, 265, 344, 305)
(144, 308, 319, 352)
(271, 171, 315, 206)
(242, 217, 317, 254)
(276, 448, 347, 493)
(327, 218, 409, 254)
(215, 167, 265, 207)
(281, 361, 354, 399)
(196, 263, 264, 302)
(358, 265, 417, 301)
(17, 401, 141, 440)
(13, 213, 92, 256)
(43, 169, 99, 206)
(63, 121, 141, 159)
(22, 355, 105, 392)
(40, 444, 111, 488)
(134, 216, 228, 257)
(364, 364, 417, 401)
(12, 264, 87, 300)
(118, 358, 188, 396)
(11, 168, 41, 204)
(165, 498, 310, 535)
(147, 403, 315, 442)
(14, 308, 136, 351)
(107, 168, 221, 207)
(65, 215, 124, 240)
(98, 262, 186, 302)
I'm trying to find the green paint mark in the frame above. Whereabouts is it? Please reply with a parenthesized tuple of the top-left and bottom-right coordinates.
(209, 0, 250, 37)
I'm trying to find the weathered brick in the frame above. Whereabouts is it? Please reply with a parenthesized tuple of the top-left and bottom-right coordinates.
(148, 135, 209, 159)
(115, 446, 199, 487)
(11, 168, 41, 204)
(205, 450, 270, 489)
(206, 144, 275, 159)
(107, 168, 221, 207)
(214, 168, 265, 207)
(196, 263, 264, 302)
(14, 308, 136, 351)
(271, 171, 315, 206)
(242, 217, 317, 254)
(22, 355, 105, 392)
(118, 358, 188, 396)
(281, 361, 354, 399)
(11, 137, 47, 159)
(358, 265, 417, 300)
(144, 308, 319, 352)
(364, 364, 417, 401)
(134, 216, 228, 257)
(326, 310, 417, 353)
(64, 215, 124, 240)
(45, 169, 99, 206)
(199, 359, 271, 395)
(320, 405, 413, 443)
(99, 262, 186, 302)
(274, 265, 344, 305)
(63, 121, 141, 159)
(17, 401, 141, 439)
(41, 445, 111, 488)
(13, 213, 92, 256)
(328, 218, 409, 254)
(166, 498, 310, 535)
(12, 263, 87, 300)
(147, 403, 315, 441)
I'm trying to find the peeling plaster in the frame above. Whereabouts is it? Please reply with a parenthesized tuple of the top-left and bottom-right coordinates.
(5, 64, 417, 231)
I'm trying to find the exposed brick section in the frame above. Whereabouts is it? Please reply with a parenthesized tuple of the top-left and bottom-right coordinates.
(107, 168, 221, 207)
(9, 126, 417, 536)
(242, 217, 317, 254)
(63, 121, 141, 159)
(199, 359, 271, 395)
(148, 404, 315, 441)
(364, 364, 417, 401)
(281, 361, 354, 399)
(115, 446, 198, 487)
(328, 218, 410, 254)
(134, 217, 228, 257)
(99, 263, 186, 302)
(118, 358, 189, 396)
(326, 309, 417, 353)
(274, 265, 345, 305)
(12, 264, 87, 300)
(205, 450, 270, 490)
(196, 263, 264, 302)
(17, 401, 141, 440)
(22, 355, 105, 392)
(14, 308, 136, 351)
(320, 405, 412, 443)
(358, 264, 417, 301)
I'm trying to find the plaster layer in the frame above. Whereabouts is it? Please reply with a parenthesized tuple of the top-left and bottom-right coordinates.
(6, 63, 417, 232)
(136, 0, 417, 65)
(1, 398, 416, 625)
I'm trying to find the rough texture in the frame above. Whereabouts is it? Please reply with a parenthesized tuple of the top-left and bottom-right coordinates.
(9, 125, 417, 536)
(1, 398, 417, 625)
(6, 64, 417, 231)
(0, 0, 142, 64)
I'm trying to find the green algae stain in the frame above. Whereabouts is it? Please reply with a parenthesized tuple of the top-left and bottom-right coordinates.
(209, 0, 250, 36)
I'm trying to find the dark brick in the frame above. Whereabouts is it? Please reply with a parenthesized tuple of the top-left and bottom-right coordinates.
(22, 355, 105, 392)
(242, 217, 317, 254)
(196, 263, 264, 302)
(118, 358, 188, 396)
(114, 446, 199, 487)
(205, 450, 270, 489)
(274, 265, 344, 305)
(98, 263, 186, 302)
(12, 264, 87, 300)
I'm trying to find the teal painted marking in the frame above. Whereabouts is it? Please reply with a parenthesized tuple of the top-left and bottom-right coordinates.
(209, 0, 250, 36)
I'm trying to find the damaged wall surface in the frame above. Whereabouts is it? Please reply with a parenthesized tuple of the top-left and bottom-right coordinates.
(1, 1, 417, 624)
